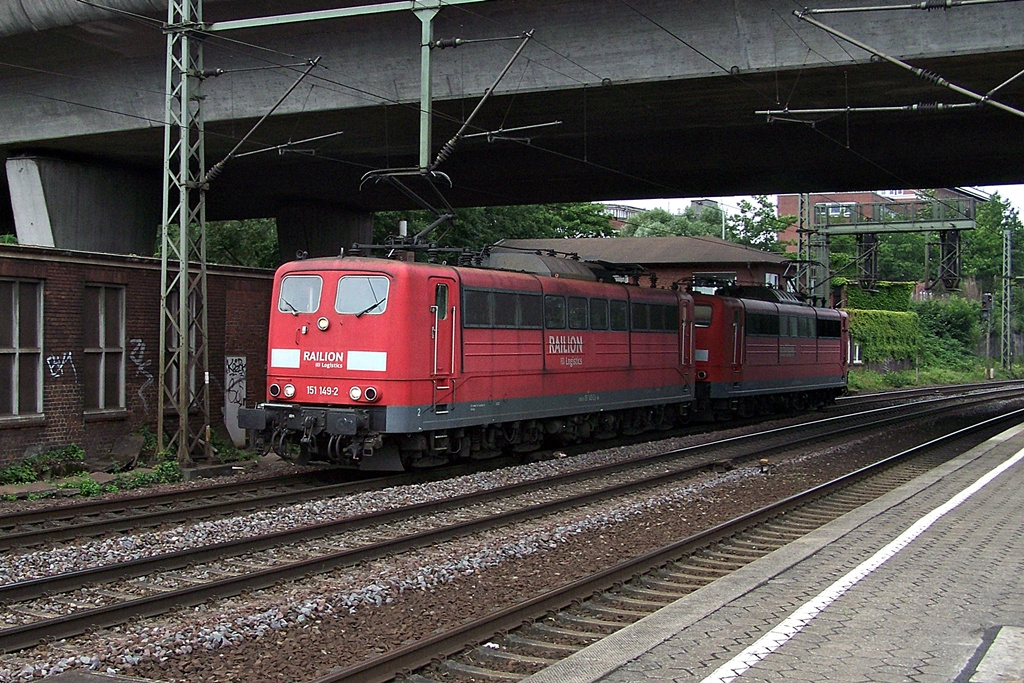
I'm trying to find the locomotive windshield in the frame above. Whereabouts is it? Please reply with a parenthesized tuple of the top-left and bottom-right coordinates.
(336, 275, 390, 316)
(279, 275, 322, 314)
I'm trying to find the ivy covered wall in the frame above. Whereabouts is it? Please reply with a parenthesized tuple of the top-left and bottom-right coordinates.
(843, 282, 916, 312)
(847, 309, 919, 362)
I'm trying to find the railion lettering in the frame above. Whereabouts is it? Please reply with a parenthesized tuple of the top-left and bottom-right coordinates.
(547, 335, 584, 354)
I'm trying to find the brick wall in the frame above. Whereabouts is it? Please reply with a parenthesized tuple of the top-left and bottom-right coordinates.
(0, 244, 272, 467)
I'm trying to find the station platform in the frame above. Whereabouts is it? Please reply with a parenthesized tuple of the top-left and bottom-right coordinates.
(523, 422, 1024, 683)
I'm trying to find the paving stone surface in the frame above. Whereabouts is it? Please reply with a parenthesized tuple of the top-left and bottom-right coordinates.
(523, 424, 1024, 683)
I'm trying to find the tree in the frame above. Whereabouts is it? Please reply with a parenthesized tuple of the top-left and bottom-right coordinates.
(620, 205, 724, 238)
(727, 196, 794, 254)
(373, 203, 616, 253)
(161, 218, 279, 269)
(963, 192, 1024, 293)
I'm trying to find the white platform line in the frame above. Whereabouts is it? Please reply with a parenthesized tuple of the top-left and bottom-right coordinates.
(700, 444, 1024, 683)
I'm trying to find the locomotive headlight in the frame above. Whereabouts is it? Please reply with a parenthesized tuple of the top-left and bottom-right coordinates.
(283, 384, 296, 399)
(317, 317, 330, 331)
(349, 386, 362, 401)
(269, 383, 281, 398)
(363, 386, 379, 402)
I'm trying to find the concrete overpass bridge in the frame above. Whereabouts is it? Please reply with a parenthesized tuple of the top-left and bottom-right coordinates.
(0, 0, 1022, 256)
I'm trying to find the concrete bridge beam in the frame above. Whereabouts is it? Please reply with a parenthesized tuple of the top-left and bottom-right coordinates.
(6, 156, 159, 254)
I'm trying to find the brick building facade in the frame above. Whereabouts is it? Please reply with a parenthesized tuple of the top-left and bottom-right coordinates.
(0, 244, 272, 467)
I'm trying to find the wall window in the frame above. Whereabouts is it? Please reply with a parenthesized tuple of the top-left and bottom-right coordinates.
(0, 280, 43, 417)
(84, 285, 125, 411)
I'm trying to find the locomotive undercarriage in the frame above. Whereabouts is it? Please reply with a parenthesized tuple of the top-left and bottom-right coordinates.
(247, 386, 841, 471)
(248, 401, 694, 471)
(693, 385, 843, 422)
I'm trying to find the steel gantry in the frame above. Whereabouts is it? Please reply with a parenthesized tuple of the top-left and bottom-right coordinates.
(796, 194, 978, 305)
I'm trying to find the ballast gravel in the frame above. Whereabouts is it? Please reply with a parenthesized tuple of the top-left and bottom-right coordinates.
(0, 406, 1001, 682)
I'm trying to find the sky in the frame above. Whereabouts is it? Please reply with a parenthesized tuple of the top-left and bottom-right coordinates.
(609, 185, 1024, 218)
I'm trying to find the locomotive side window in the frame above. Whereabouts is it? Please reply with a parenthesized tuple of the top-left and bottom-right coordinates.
(463, 288, 544, 329)
(590, 299, 609, 330)
(798, 315, 815, 338)
(494, 292, 517, 327)
(568, 297, 588, 330)
(781, 315, 798, 337)
(279, 275, 322, 314)
(631, 302, 649, 331)
(663, 304, 679, 331)
(817, 317, 842, 338)
(544, 295, 566, 329)
(747, 312, 780, 336)
(649, 304, 665, 331)
(464, 289, 491, 327)
(609, 300, 628, 331)
(519, 294, 543, 329)
(336, 275, 390, 316)
(694, 305, 713, 328)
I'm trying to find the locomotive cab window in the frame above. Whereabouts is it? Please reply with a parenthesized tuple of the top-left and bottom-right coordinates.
(336, 275, 390, 316)
(279, 275, 323, 314)
(434, 284, 449, 320)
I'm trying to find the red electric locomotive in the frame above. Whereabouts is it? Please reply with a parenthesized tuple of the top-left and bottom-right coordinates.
(692, 287, 849, 418)
(239, 251, 696, 470)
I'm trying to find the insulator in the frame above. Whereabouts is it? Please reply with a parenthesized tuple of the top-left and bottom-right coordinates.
(922, 0, 950, 8)
(916, 68, 944, 86)
(431, 38, 462, 49)
(432, 136, 459, 168)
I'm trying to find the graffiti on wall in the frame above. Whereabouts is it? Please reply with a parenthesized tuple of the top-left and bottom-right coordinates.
(129, 338, 154, 413)
(45, 352, 78, 381)
(224, 355, 246, 447)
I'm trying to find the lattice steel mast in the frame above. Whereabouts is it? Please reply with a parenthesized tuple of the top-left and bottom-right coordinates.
(158, 0, 210, 465)
(1002, 227, 1013, 370)
(157, 0, 497, 462)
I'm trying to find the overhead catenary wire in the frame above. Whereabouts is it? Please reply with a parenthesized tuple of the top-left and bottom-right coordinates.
(794, 10, 1024, 121)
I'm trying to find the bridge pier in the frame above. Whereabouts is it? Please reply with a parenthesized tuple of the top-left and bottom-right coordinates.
(6, 156, 159, 255)
(276, 202, 373, 262)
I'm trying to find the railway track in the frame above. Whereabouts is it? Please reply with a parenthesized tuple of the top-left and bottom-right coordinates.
(314, 407, 1024, 683)
(1, 380, 1015, 552)
(0, 389, 1018, 658)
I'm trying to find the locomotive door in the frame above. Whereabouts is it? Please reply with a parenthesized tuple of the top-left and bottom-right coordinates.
(430, 278, 457, 413)
(731, 309, 743, 375)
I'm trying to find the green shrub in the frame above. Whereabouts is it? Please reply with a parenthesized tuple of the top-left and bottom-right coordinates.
(0, 463, 37, 486)
(57, 475, 102, 497)
(111, 459, 182, 491)
(0, 444, 87, 485)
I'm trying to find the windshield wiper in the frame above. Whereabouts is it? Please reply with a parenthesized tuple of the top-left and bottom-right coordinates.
(280, 297, 300, 316)
(355, 297, 386, 318)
